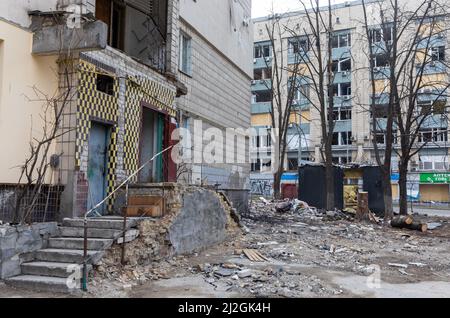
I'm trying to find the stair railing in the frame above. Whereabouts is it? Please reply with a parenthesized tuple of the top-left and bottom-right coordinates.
(81, 145, 174, 291)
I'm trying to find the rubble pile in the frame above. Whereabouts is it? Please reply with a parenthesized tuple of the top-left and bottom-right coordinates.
(193, 262, 343, 297)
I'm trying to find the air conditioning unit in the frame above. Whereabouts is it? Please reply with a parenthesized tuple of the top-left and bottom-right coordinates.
(265, 56, 271, 62)
(259, 80, 265, 84)
(374, 67, 381, 72)
(345, 1, 351, 7)
(253, 59, 257, 64)
(344, 95, 351, 100)
(251, 80, 257, 85)
(342, 71, 349, 76)
(364, 135, 370, 141)
(437, 33, 445, 39)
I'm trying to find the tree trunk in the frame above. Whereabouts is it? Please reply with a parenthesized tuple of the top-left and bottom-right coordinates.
(398, 163, 408, 215)
(324, 143, 335, 210)
(381, 168, 394, 220)
(273, 168, 282, 199)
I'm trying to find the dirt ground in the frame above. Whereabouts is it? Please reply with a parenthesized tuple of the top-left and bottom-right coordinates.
(1, 200, 450, 298)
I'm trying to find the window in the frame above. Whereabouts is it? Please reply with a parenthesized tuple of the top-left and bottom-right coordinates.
(419, 128, 448, 143)
(295, 85, 310, 101)
(255, 44, 271, 58)
(418, 100, 446, 115)
(333, 132, 352, 146)
(332, 58, 352, 72)
(370, 26, 393, 44)
(331, 33, 351, 48)
(254, 68, 272, 80)
(289, 37, 309, 54)
(372, 53, 390, 68)
(288, 158, 298, 170)
(372, 104, 389, 118)
(374, 131, 398, 145)
(431, 46, 445, 62)
(251, 159, 261, 172)
(333, 107, 352, 121)
(255, 91, 271, 103)
(419, 155, 449, 171)
(179, 32, 192, 75)
(333, 83, 352, 97)
(96, 74, 115, 96)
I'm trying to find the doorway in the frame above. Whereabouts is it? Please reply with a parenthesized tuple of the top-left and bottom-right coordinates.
(87, 121, 110, 215)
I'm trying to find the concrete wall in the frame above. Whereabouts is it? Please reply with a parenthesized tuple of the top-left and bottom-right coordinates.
(0, 19, 58, 184)
(0, 222, 57, 279)
(176, 19, 252, 189)
(179, 0, 253, 77)
(168, 188, 231, 254)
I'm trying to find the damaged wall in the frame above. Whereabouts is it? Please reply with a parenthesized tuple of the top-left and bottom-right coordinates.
(0, 222, 57, 279)
(102, 186, 240, 268)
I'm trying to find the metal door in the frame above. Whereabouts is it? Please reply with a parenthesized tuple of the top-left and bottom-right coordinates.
(87, 122, 109, 215)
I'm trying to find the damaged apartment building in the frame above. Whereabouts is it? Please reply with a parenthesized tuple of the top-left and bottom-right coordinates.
(0, 0, 253, 222)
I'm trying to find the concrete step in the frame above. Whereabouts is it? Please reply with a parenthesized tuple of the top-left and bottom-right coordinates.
(58, 226, 122, 239)
(21, 262, 92, 278)
(5, 275, 80, 293)
(128, 195, 164, 206)
(62, 218, 138, 230)
(123, 205, 162, 217)
(35, 249, 103, 264)
(48, 237, 113, 250)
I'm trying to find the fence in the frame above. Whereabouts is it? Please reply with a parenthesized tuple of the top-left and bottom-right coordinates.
(0, 184, 64, 223)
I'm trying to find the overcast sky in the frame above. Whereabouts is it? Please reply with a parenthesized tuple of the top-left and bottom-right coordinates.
(252, 0, 348, 18)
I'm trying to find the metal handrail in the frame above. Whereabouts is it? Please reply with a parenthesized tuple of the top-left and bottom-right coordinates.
(81, 145, 174, 291)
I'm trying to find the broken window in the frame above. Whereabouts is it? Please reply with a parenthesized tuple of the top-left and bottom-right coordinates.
(332, 58, 351, 72)
(333, 107, 352, 121)
(96, 74, 115, 96)
(332, 132, 352, 146)
(331, 32, 351, 48)
(372, 53, 390, 68)
(254, 43, 271, 58)
(431, 46, 445, 62)
(419, 128, 448, 143)
(95, 0, 168, 72)
(255, 91, 271, 103)
(370, 26, 393, 44)
(288, 36, 309, 54)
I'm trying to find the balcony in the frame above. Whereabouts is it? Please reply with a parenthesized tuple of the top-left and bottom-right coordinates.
(422, 115, 448, 129)
(333, 71, 352, 84)
(372, 67, 390, 80)
(332, 47, 351, 60)
(32, 17, 108, 55)
(333, 96, 352, 108)
(253, 57, 272, 69)
(334, 120, 352, 132)
(251, 102, 272, 114)
(370, 93, 390, 105)
(251, 79, 272, 92)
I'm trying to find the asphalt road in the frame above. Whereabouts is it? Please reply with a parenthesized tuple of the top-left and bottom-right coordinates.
(394, 205, 450, 217)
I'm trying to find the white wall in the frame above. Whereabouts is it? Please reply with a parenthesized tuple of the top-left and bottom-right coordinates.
(0, 0, 58, 28)
(179, 0, 253, 77)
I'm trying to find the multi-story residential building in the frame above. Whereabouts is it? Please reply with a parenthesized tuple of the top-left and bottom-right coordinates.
(251, 0, 450, 202)
(0, 0, 252, 222)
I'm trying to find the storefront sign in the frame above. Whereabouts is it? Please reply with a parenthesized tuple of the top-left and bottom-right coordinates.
(420, 173, 450, 184)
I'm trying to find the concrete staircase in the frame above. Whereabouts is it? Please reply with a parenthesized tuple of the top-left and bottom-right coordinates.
(5, 217, 139, 293)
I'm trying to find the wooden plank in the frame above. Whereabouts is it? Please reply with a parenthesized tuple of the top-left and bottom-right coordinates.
(128, 195, 164, 206)
(123, 205, 162, 217)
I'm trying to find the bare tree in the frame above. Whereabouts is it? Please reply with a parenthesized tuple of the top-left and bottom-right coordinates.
(284, 0, 338, 209)
(360, 0, 450, 217)
(254, 13, 307, 199)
